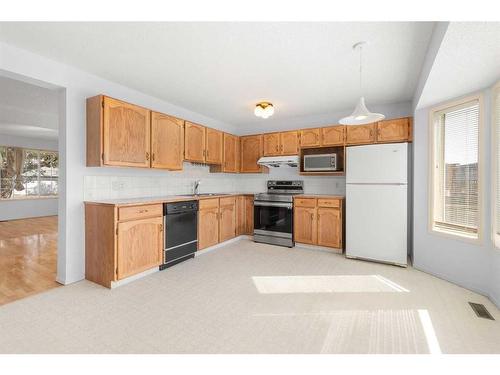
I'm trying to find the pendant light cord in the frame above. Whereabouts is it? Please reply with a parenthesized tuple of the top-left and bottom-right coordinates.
(359, 44, 363, 95)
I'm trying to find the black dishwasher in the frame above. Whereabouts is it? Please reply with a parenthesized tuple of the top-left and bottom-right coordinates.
(160, 201, 198, 270)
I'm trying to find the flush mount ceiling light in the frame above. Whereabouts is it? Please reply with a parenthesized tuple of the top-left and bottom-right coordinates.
(339, 41, 385, 126)
(254, 102, 274, 119)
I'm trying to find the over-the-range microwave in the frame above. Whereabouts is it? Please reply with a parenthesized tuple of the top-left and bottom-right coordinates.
(303, 153, 338, 171)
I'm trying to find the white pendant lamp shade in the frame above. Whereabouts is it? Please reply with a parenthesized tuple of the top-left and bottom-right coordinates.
(339, 96, 385, 125)
(340, 41, 385, 126)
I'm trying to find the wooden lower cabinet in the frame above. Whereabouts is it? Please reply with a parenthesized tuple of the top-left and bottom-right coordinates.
(198, 201, 220, 250)
(85, 203, 163, 288)
(317, 207, 341, 248)
(117, 216, 163, 279)
(198, 195, 252, 250)
(294, 197, 344, 249)
(219, 197, 236, 242)
(294, 206, 317, 244)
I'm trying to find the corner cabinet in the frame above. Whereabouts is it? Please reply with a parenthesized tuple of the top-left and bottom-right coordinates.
(293, 197, 343, 250)
(85, 202, 163, 288)
(240, 135, 266, 173)
(87, 95, 151, 167)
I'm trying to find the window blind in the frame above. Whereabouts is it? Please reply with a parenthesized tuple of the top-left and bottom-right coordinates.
(433, 100, 480, 237)
(495, 86, 500, 246)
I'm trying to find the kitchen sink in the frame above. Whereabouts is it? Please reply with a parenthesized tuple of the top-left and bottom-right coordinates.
(182, 193, 231, 197)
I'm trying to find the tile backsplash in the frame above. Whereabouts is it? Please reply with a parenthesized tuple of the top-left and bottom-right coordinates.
(84, 162, 345, 201)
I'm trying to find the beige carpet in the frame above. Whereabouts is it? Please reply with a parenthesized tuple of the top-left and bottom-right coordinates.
(0, 239, 499, 354)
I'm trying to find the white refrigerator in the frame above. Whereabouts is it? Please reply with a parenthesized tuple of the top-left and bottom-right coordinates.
(346, 142, 408, 266)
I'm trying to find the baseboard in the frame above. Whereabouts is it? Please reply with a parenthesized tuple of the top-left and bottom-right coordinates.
(196, 235, 251, 256)
(110, 267, 159, 289)
(295, 242, 342, 254)
(413, 263, 500, 308)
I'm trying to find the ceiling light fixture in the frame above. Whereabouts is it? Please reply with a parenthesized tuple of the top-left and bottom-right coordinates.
(339, 41, 385, 126)
(254, 102, 274, 119)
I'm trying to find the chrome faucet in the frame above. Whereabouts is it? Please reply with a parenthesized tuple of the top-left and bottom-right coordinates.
(193, 180, 201, 195)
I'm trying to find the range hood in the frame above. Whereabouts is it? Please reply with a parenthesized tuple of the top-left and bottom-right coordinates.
(257, 155, 299, 168)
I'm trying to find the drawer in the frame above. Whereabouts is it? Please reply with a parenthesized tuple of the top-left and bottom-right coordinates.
(118, 204, 162, 221)
(199, 198, 220, 210)
(294, 198, 317, 208)
(219, 196, 236, 206)
(318, 199, 340, 208)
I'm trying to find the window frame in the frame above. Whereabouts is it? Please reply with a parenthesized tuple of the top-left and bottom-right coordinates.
(0, 146, 59, 201)
(428, 93, 484, 243)
(492, 81, 500, 249)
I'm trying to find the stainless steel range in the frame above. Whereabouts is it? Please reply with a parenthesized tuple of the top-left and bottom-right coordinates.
(253, 180, 304, 247)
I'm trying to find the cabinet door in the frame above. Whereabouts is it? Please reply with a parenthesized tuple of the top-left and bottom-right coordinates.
(244, 196, 254, 234)
(206, 128, 223, 165)
(236, 196, 246, 235)
(184, 121, 206, 162)
(103, 97, 151, 167)
(317, 207, 341, 248)
(321, 126, 345, 146)
(377, 118, 409, 143)
(240, 135, 263, 173)
(294, 207, 317, 244)
(300, 128, 321, 147)
(151, 112, 184, 170)
(198, 207, 219, 250)
(281, 131, 299, 155)
(345, 124, 376, 145)
(263, 133, 281, 156)
(223, 133, 238, 172)
(219, 197, 236, 242)
(117, 216, 163, 280)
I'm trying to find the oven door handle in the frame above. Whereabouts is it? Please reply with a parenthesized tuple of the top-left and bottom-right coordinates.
(254, 201, 293, 209)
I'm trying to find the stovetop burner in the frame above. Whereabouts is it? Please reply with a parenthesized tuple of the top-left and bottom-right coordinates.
(254, 180, 304, 202)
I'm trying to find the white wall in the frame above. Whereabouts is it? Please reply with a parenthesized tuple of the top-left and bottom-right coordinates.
(413, 87, 500, 307)
(0, 134, 59, 221)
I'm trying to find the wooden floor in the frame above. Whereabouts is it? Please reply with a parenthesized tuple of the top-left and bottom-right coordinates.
(0, 216, 59, 306)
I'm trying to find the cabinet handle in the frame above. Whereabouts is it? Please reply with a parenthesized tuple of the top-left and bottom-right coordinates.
(310, 213, 314, 220)
(146, 152, 150, 161)
(206, 149, 209, 157)
(152, 153, 155, 161)
(138, 209, 148, 213)
(276, 145, 278, 152)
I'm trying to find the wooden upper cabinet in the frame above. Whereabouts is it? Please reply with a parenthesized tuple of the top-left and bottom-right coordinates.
(376, 118, 410, 143)
(317, 207, 341, 248)
(151, 112, 184, 170)
(223, 133, 239, 173)
(263, 133, 281, 156)
(240, 135, 264, 173)
(205, 128, 223, 165)
(219, 197, 236, 242)
(321, 126, 345, 146)
(294, 206, 317, 244)
(300, 128, 321, 147)
(281, 131, 299, 155)
(345, 123, 376, 145)
(184, 121, 206, 162)
(92, 96, 151, 168)
(116, 216, 163, 280)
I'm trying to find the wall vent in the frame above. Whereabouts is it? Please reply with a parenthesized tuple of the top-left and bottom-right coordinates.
(469, 302, 495, 320)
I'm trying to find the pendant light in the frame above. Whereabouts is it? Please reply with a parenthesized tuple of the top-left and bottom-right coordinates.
(339, 41, 385, 125)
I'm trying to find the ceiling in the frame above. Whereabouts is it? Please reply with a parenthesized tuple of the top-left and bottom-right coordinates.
(418, 22, 500, 108)
(0, 22, 435, 131)
(0, 75, 59, 140)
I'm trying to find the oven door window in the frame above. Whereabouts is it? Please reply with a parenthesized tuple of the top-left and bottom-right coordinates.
(254, 205, 292, 234)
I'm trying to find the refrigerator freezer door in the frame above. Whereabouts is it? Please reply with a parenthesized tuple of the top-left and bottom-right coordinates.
(346, 183, 407, 266)
(346, 143, 408, 184)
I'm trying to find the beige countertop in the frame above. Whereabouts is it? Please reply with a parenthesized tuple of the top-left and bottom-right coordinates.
(84, 193, 345, 207)
(84, 193, 256, 206)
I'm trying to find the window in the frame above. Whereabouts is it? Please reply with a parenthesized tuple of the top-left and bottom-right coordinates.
(430, 96, 481, 240)
(494, 83, 500, 248)
(0, 146, 58, 200)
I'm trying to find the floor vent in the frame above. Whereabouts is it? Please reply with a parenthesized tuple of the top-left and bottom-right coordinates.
(469, 302, 495, 320)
